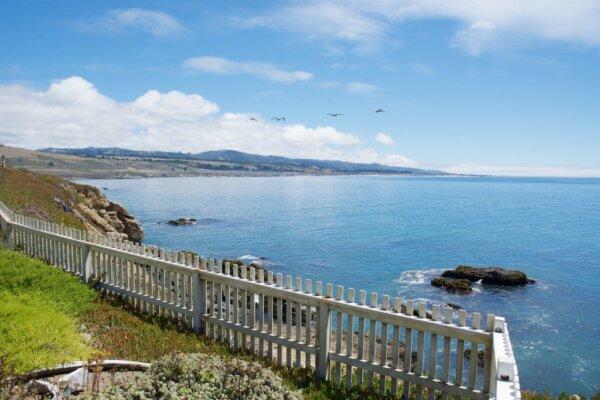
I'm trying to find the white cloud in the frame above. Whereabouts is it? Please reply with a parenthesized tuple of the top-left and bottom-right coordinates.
(242, 2, 386, 53)
(244, 1, 600, 54)
(0, 76, 418, 167)
(345, 81, 380, 95)
(445, 163, 600, 178)
(319, 80, 381, 96)
(84, 8, 185, 37)
(376, 132, 395, 146)
(183, 56, 313, 83)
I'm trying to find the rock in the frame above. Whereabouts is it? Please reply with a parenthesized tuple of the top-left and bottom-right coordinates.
(446, 302, 463, 310)
(53, 196, 73, 213)
(123, 217, 143, 243)
(168, 218, 197, 226)
(58, 366, 88, 396)
(107, 202, 133, 220)
(28, 380, 58, 399)
(431, 277, 472, 294)
(441, 265, 534, 286)
(78, 204, 118, 234)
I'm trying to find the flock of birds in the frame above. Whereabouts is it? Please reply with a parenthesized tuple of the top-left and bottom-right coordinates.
(248, 108, 385, 123)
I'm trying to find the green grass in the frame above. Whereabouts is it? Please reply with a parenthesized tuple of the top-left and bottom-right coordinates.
(0, 292, 91, 374)
(0, 248, 97, 374)
(0, 248, 96, 316)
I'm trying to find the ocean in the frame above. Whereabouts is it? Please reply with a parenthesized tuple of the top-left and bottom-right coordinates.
(79, 175, 600, 395)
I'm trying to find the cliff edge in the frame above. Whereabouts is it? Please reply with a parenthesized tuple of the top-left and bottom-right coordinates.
(0, 165, 143, 242)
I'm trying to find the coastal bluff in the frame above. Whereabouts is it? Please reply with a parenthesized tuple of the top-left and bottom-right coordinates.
(0, 165, 143, 242)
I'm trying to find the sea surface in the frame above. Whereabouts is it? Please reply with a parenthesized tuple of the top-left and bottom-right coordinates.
(80, 175, 600, 395)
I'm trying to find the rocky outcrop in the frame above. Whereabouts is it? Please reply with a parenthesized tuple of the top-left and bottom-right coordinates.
(72, 185, 143, 242)
(441, 265, 534, 286)
(431, 277, 473, 294)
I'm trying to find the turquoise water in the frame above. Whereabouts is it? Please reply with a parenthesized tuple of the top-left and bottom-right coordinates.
(80, 176, 600, 394)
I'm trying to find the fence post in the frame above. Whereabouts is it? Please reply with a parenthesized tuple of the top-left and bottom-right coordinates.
(81, 244, 93, 283)
(490, 316, 519, 399)
(192, 257, 207, 334)
(316, 284, 333, 380)
(2, 221, 14, 249)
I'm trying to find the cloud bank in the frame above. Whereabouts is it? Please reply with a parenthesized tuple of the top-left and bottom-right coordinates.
(0, 76, 415, 167)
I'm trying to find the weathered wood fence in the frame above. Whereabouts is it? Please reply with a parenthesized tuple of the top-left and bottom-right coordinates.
(0, 200, 520, 400)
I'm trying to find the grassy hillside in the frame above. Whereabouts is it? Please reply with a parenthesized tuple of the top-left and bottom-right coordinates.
(0, 166, 86, 229)
(1, 146, 284, 178)
(1, 146, 451, 179)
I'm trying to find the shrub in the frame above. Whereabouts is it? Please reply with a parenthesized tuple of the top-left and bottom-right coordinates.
(75, 353, 302, 400)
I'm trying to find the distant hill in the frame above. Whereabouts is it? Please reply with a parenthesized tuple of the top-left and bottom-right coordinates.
(41, 147, 449, 175)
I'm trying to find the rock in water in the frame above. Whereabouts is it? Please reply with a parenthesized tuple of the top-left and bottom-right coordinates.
(441, 265, 534, 285)
(168, 218, 197, 226)
(431, 277, 473, 294)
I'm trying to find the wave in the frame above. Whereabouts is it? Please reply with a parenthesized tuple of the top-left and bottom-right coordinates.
(238, 254, 273, 268)
(395, 268, 444, 285)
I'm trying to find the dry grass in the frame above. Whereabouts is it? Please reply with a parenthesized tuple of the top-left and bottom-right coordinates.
(0, 167, 84, 229)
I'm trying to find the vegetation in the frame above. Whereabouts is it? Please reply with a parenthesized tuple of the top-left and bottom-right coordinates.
(0, 248, 96, 374)
(1, 145, 446, 179)
(75, 353, 302, 400)
(0, 167, 85, 229)
(0, 248, 399, 399)
(523, 392, 600, 400)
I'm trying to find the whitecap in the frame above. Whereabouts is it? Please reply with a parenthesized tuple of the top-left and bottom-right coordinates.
(395, 269, 444, 285)
(238, 254, 260, 262)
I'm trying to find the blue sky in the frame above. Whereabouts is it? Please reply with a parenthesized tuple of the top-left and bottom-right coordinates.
(0, 1, 599, 176)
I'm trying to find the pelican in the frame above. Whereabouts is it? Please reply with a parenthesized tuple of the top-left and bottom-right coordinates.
(272, 117, 286, 122)
(375, 108, 385, 113)
(327, 113, 344, 117)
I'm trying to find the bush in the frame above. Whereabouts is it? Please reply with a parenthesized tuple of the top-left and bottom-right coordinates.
(75, 353, 301, 400)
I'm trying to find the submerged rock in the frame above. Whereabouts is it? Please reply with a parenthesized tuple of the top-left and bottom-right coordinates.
(168, 218, 197, 226)
(431, 277, 473, 294)
(441, 265, 534, 286)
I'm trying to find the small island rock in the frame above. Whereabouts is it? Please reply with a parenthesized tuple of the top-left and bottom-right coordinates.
(431, 277, 473, 294)
(441, 265, 534, 286)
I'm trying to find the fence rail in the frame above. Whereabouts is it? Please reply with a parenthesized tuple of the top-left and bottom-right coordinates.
(0, 201, 520, 400)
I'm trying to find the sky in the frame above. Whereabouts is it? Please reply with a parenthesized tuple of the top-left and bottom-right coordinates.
(0, 1, 599, 176)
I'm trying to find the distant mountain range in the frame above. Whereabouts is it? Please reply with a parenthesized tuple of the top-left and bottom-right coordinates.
(41, 147, 449, 175)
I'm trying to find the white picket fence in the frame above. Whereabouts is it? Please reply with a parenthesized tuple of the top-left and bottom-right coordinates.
(0, 200, 520, 400)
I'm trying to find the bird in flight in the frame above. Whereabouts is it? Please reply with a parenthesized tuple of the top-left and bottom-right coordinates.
(272, 117, 286, 122)
(249, 117, 259, 122)
(375, 108, 385, 113)
(327, 113, 344, 117)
